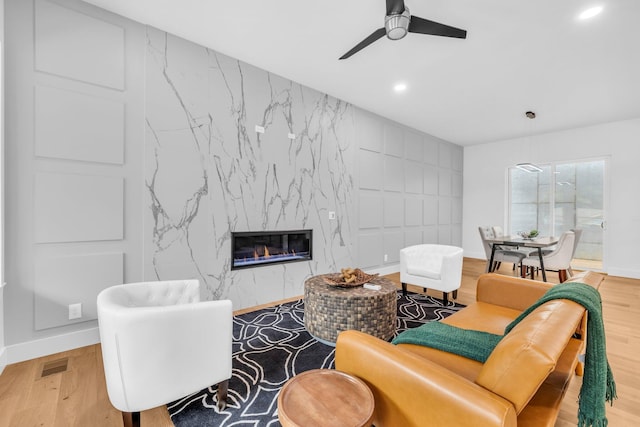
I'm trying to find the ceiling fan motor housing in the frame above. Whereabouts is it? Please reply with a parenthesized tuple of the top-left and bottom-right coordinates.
(385, 8, 411, 40)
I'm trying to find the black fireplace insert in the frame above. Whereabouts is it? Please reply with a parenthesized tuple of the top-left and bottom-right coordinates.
(231, 229, 312, 270)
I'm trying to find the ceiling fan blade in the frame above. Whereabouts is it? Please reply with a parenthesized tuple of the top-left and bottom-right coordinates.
(339, 27, 387, 60)
(408, 15, 467, 39)
(386, 0, 405, 16)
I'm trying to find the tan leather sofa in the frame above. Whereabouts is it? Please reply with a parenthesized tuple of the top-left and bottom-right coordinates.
(335, 271, 605, 427)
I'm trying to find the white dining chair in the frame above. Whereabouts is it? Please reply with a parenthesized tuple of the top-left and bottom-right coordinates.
(521, 231, 575, 282)
(527, 228, 582, 276)
(97, 279, 232, 427)
(567, 228, 583, 276)
(478, 226, 527, 273)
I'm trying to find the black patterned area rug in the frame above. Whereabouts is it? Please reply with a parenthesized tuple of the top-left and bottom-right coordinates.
(168, 290, 464, 426)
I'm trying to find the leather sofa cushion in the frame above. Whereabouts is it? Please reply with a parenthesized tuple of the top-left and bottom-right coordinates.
(475, 299, 584, 414)
(442, 301, 521, 335)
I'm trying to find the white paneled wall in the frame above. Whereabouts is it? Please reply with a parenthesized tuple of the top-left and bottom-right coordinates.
(356, 110, 463, 270)
(5, 0, 144, 356)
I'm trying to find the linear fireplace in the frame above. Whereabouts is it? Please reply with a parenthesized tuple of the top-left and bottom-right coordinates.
(231, 229, 313, 270)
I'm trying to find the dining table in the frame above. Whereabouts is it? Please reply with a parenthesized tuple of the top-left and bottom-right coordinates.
(484, 235, 559, 282)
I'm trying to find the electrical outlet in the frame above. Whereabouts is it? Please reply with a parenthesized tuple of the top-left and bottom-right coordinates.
(68, 303, 82, 320)
(328, 211, 336, 220)
(255, 125, 265, 133)
(287, 133, 296, 140)
(384, 254, 388, 262)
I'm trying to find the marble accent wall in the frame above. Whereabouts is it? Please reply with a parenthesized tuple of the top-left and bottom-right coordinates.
(145, 29, 356, 308)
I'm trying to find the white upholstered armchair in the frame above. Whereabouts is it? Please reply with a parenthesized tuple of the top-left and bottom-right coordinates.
(522, 231, 576, 283)
(97, 280, 232, 427)
(399, 244, 463, 305)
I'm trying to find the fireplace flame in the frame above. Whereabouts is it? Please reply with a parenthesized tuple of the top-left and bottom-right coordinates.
(263, 246, 270, 258)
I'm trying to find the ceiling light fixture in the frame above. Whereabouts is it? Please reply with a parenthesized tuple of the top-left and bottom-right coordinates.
(578, 6, 603, 20)
(516, 163, 544, 173)
(393, 82, 407, 92)
(515, 111, 543, 173)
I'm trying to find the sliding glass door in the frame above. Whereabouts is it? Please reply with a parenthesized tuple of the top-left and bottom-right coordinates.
(508, 159, 606, 271)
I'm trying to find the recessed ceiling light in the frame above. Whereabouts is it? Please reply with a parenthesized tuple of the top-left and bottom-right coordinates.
(393, 83, 407, 93)
(578, 6, 603, 20)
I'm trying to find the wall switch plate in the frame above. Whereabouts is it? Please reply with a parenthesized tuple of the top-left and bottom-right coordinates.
(328, 211, 336, 220)
(69, 303, 82, 320)
(384, 254, 388, 262)
(255, 125, 265, 133)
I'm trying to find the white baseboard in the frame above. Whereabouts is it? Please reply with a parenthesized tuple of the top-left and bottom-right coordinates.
(6, 327, 100, 365)
(0, 346, 7, 375)
(366, 263, 400, 276)
(605, 267, 640, 279)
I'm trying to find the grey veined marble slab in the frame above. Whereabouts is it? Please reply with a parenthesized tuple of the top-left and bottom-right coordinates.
(144, 28, 356, 309)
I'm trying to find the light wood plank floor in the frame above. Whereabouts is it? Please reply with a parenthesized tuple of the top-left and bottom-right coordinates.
(0, 258, 638, 426)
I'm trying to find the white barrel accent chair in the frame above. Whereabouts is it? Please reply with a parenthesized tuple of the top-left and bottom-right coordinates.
(399, 244, 464, 305)
(97, 280, 232, 427)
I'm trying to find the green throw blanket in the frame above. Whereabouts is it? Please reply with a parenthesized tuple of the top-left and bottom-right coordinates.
(392, 282, 617, 427)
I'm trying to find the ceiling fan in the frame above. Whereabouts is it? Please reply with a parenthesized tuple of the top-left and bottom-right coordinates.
(339, 0, 467, 60)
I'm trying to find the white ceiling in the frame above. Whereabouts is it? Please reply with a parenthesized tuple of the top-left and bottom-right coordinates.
(81, 0, 640, 146)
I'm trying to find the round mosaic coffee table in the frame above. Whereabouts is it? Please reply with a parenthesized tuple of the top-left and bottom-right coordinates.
(304, 274, 397, 345)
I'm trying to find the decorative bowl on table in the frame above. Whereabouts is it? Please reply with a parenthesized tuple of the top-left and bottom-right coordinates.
(518, 229, 539, 240)
(324, 268, 379, 288)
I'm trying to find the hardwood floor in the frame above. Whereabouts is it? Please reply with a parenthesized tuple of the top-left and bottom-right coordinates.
(0, 258, 638, 426)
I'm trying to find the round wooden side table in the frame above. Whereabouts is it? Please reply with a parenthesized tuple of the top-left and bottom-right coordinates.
(277, 369, 375, 427)
(304, 275, 397, 345)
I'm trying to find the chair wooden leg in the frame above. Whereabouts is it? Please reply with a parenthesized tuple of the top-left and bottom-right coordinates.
(217, 379, 229, 410)
(452, 290, 458, 299)
(442, 292, 449, 306)
(559, 269, 568, 283)
(422, 287, 427, 293)
(122, 412, 140, 427)
(401, 282, 407, 296)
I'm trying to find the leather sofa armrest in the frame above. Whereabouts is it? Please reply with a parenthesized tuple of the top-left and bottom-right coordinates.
(335, 330, 517, 427)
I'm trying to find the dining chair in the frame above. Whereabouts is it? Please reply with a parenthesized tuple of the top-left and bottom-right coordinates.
(528, 227, 582, 275)
(97, 279, 233, 427)
(478, 226, 527, 273)
(567, 228, 583, 276)
(521, 231, 575, 282)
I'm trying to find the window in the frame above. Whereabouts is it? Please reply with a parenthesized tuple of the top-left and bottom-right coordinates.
(508, 159, 605, 268)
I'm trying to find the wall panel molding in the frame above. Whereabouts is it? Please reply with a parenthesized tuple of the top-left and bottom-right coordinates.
(34, 0, 125, 89)
(34, 252, 123, 330)
(357, 110, 463, 270)
(35, 85, 124, 164)
(35, 172, 123, 243)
